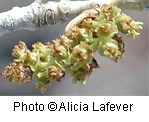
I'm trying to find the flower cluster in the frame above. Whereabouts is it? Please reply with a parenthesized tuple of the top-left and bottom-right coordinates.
(1, 4, 143, 92)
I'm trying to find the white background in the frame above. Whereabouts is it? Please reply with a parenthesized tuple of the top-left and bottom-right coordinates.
(0, 96, 148, 122)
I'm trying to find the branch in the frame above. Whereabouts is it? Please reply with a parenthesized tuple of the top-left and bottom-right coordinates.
(0, 0, 148, 37)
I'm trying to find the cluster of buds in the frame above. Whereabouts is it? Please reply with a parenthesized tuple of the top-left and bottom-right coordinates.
(1, 4, 143, 92)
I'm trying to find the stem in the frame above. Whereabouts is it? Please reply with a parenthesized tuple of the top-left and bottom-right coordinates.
(0, 0, 147, 37)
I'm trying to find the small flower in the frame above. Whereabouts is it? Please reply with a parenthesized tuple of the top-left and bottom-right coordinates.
(99, 4, 121, 21)
(45, 65, 65, 81)
(32, 42, 52, 61)
(12, 41, 31, 64)
(80, 18, 93, 29)
(72, 41, 93, 64)
(72, 46, 87, 62)
(1, 62, 32, 84)
(98, 37, 124, 62)
(30, 42, 54, 72)
(53, 39, 68, 59)
(36, 81, 49, 93)
(96, 21, 118, 37)
(116, 14, 143, 39)
(71, 59, 99, 84)
(71, 64, 91, 84)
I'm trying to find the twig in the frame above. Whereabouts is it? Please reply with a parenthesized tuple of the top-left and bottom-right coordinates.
(0, 0, 148, 37)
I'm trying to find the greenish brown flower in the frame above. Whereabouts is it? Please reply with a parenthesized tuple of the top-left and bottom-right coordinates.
(96, 21, 118, 37)
(53, 39, 69, 60)
(45, 65, 65, 81)
(36, 81, 49, 93)
(70, 57, 99, 84)
(12, 41, 31, 64)
(98, 4, 121, 21)
(1, 62, 32, 84)
(116, 14, 143, 39)
(71, 41, 93, 66)
(98, 37, 124, 62)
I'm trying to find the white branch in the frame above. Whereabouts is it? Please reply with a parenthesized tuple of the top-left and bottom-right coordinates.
(0, 0, 148, 37)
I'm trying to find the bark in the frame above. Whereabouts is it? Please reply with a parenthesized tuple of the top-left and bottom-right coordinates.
(0, 0, 148, 37)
